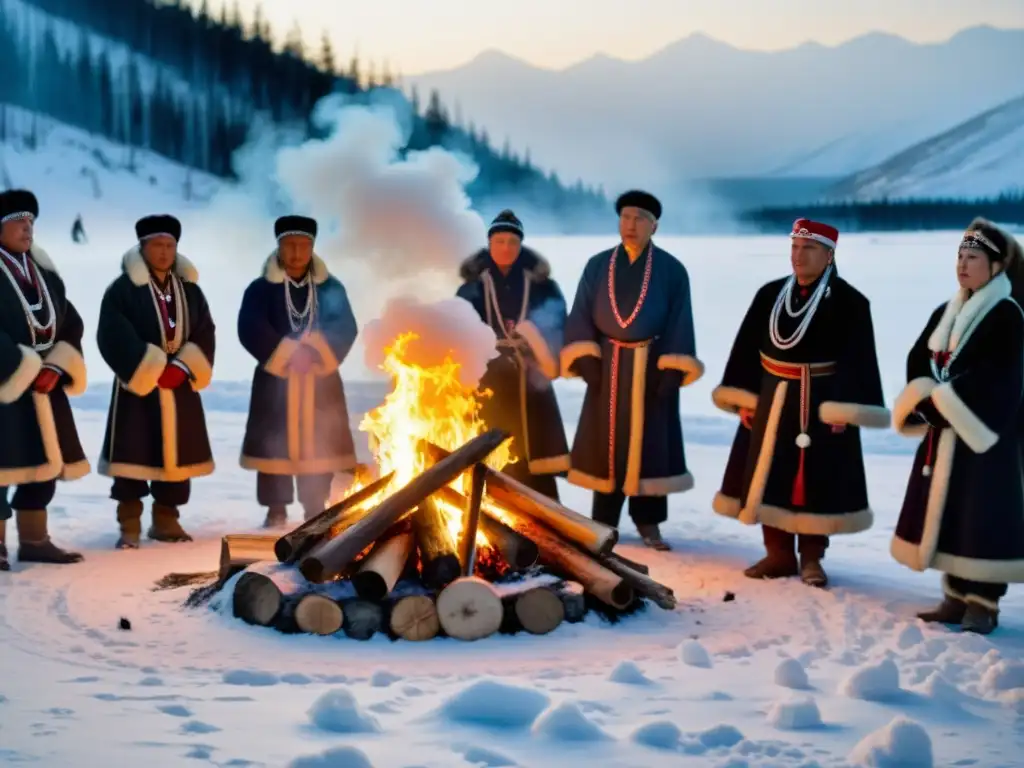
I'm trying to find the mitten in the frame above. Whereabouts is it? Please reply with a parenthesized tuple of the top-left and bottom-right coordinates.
(33, 367, 62, 394)
(288, 345, 322, 375)
(157, 364, 189, 389)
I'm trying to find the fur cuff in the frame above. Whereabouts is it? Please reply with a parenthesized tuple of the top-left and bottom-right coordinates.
(0, 345, 43, 404)
(931, 381, 999, 454)
(264, 337, 301, 378)
(656, 354, 705, 387)
(711, 385, 758, 415)
(515, 320, 558, 379)
(892, 377, 937, 438)
(559, 341, 601, 378)
(125, 344, 168, 396)
(818, 401, 891, 429)
(44, 341, 88, 397)
(302, 331, 341, 376)
(176, 342, 213, 391)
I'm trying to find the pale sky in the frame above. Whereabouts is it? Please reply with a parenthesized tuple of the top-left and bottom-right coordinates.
(214, 0, 1024, 74)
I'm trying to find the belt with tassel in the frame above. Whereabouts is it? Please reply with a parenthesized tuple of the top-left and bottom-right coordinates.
(760, 352, 837, 507)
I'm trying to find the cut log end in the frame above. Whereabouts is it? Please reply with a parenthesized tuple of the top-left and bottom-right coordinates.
(342, 599, 385, 641)
(610, 582, 636, 610)
(390, 594, 440, 641)
(514, 587, 565, 635)
(351, 571, 388, 602)
(294, 594, 343, 636)
(232, 572, 282, 626)
(436, 577, 503, 641)
(421, 553, 461, 592)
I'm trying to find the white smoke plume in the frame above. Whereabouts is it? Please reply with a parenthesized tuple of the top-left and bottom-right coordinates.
(361, 295, 498, 389)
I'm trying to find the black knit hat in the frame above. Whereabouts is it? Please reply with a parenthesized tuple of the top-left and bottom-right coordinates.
(488, 209, 523, 240)
(275, 215, 317, 241)
(0, 189, 39, 224)
(135, 214, 181, 242)
(615, 190, 662, 221)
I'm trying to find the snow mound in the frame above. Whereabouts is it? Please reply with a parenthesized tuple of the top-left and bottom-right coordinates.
(679, 640, 713, 668)
(918, 672, 966, 703)
(774, 658, 810, 689)
(630, 720, 682, 750)
(839, 658, 901, 701)
(221, 669, 279, 687)
(896, 624, 924, 649)
(697, 724, 744, 748)
(766, 695, 822, 729)
(370, 669, 402, 688)
(307, 688, 381, 734)
(458, 745, 517, 766)
(531, 701, 611, 741)
(439, 679, 550, 728)
(288, 745, 374, 768)
(609, 660, 653, 685)
(848, 716, 933, 767)
(980, 660, 1024, 695)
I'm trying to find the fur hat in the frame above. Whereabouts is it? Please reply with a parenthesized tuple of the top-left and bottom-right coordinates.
(275, 215, 317, 241)
(488, 209, 523, 239)
(615, 190, 662, 220)
(0, 189, 39, 224)
(963, 217, 1021, 265)
(135, 214, 181, 242)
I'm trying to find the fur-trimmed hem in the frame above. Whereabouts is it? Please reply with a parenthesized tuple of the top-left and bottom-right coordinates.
(264, 337, 301, 379)
(0, 345, 43, 404)
(656, 354, 704, 387)
(895, 538, 1024, 583)
(757, 504, 874, 536)
(44, 341, 87, 397)
(99, 458, 215, 483)
(711, 385, 758, 415)
(302, 331, 341, 375)
(637, 472, 694, 496)
(818, 401, 891, 429)
(528, 454, 570, 474)
(263, 251, 329, 285)
(560, 341, 601, 377)
(122, 244, 199, 286)
(0, 392, 80, 484)
(712, 492, 741, 519)
(931, 381, 999, 454)
(239, 453, 357, 475)
(124, 343, 167, 397)
(566, 468, 616, 494)
(943, 575, 1001, 610)
(892, 376, 937, 437)
(175, 342, 213, 391)
(60, 459, 91, 481)
(516, 320, 559, 379)
(0, 464, 62, 485)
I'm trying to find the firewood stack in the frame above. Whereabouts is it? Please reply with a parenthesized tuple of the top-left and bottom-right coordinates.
(215, 429, 677, 642)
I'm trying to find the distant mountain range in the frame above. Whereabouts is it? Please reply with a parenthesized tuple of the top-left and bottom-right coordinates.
(409, 26, 1024, 197)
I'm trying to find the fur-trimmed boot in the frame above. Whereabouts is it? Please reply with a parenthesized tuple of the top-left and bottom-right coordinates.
(147, 504, 193, 543)
(917, 596, 967, 625)
(0, 519, 9, 571)
(800, 557, 828, 588)
(637, 524, 671, 551)
(115, 500, 144, 549)
(263, 505, 288, 529)
(744, 554, 799, 579)
(15, 509, 84, 564)
(962, 601, 999, 635)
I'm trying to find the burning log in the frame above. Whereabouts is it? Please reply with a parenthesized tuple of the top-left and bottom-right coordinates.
(599, 554, 677, 610)
(458, 463, 487, 576)
(341, 599, 385, 641)
(352, 528, 415, 601)
(294, 594, 344, 635)
(484, 504, 634, 610)
(606, 551, 650, 575)
(275, 471, 395, 563)
(434, 485, 539, 572)
(426, 442, 617, 556)
(219, 534, 279, 581)
(231, 563, 308, 627)
(436, 577, 504, 641)
(412, 497, 461, 590)
(299, 429, 510, 583)
(390, 594, 440, 641)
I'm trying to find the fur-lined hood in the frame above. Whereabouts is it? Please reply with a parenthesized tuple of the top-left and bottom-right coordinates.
(262, 250, 330, 285)
(28, 244, 57, 274)
(459, 246, 551, 283)
(121, 245, 199, 286)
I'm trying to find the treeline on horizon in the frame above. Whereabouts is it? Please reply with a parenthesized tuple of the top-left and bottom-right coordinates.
(0, 0, 607, 225)
(742, 193, 1024, 232)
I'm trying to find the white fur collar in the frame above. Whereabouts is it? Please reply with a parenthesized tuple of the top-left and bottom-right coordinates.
(262, 250, 329, 285)
(121, 245, 199, 287)
(30, 244, 57, 274)
(928, 271, 1011, 353)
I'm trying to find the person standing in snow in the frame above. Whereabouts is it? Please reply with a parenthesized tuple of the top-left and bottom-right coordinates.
(456, 209, 571, 500)
(238, 216, 359, 528)
(96, 214, 217, 548)
(71, 214, 87, 244)
(560, 191, 704, 550)
(890, 219, 1024, 634)
(0, 189, 90, 570)
(711, 219, 890, 587)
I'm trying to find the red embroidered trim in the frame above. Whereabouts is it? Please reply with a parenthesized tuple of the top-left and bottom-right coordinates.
(608, 343, 620, 483)
(608, 243, 653, 329)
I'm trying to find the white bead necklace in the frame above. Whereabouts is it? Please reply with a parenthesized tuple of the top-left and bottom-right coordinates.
(768, 265, 833, 350)
(0, 251, 56, 351)
(285, 273, 316, 333)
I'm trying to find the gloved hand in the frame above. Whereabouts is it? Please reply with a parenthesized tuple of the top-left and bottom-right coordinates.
(33, 368, 62, 394)
(157, 364, 189, 389)
(655, 369, 682, 399)
(288, 344, 323, 375)
(915, 399, 949, 430)
(572, 357, 602, 389)
(738, 407, 755, 430)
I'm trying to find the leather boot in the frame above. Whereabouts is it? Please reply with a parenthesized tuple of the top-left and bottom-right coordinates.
(637, 524, 671, 551)
(962, 601, 999, 635)
(800, 556, 828, 588)
(0, 519, 9, 571)
(263, 505, 288, 529)
(917, 596, 967, 624)
(115, 500, 144, 549)
(15, 509, 84, 564)
(744, 554, 799, 579)
(147, 504, 193, 542)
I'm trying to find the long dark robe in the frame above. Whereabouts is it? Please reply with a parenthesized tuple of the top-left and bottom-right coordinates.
(96, 247, 216, 482)
(891, 272, 1024, 583)
(456, 247, 570, 476)
(561, 242, 703, 496)
(0, 245, 89, 485)
(238, 252, 358, 475)
(711, 269, 889, 535)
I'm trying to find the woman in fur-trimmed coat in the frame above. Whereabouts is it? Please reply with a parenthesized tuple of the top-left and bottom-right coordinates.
(96, 215, 216, 548)
(891, 218, 1024, 635)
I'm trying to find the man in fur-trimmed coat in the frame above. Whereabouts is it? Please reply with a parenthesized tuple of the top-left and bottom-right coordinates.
(238, 215, 359, 528)
(711, 219, 890, 587)
(0, 189, 89, 570)
(96, 215, 216, 548)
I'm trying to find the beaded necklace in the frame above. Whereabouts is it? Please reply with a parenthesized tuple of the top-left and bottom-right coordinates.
(768, 264, 833, 350)
(0, 248, 56, 352)
(608, 242, 653, 329)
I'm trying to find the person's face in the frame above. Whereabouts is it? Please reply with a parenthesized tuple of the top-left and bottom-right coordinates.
(790, 239, 832, 284)
(488, 232, 522, 267)
(619, 207, 656, 248)
(0, 217, 33, 253)
(141, 235, 177, 272)
(279, 235, 313, 276)
(957, 247, 999, 292)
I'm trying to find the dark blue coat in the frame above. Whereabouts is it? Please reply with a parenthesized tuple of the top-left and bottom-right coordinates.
(238, 253, 358, 476)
